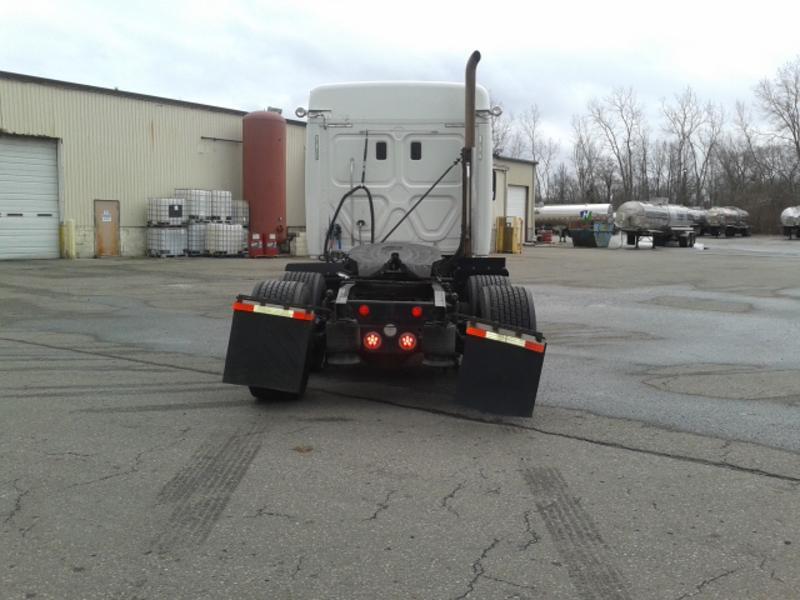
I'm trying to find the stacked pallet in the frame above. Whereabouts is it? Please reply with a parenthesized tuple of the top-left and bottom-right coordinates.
(147, 227, 187, 257)
(207, 223, 246, 256)
(146, 198, 187, 256)
(147, 189, 247, 258)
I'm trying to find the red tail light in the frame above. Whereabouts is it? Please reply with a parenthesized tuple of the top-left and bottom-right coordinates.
(358, 304, 370, 317)
(411, 306, 423, 318)
(363, 331, 382, 350)
(398, 332, 417, 351)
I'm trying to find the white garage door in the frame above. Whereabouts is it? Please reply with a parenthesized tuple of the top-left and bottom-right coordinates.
(506, 185, 527, 229)
(0, 135, 59, 259)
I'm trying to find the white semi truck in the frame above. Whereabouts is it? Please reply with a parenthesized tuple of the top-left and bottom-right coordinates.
(222, 52, 547, 418)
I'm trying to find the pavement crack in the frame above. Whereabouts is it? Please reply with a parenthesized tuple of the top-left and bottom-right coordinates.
(291, 555, 305, 580)
(441, 481, 465, 518)
(674, 567, 740, 600)
(66, 450, 146, 489)
(3, 479, 30, 524)
(319, 389, 800, 484)
(482, 574, 536, 591)
(244, 507, 297, 521)
(364, 490, 395, 521)
(44, 451, 96, 460)
(520, 509, 540, 550)
(453, 538, 500, 600)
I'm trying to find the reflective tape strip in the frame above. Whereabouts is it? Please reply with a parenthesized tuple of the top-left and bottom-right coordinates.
(466, 326, 545, 354)
(232, 301, 314, 321)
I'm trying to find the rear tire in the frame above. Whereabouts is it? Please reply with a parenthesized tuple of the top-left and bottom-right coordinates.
(251, 279, 310, 306)
(467, 274, 509, 317)
(282, 271, 326, 305)
(478, 284, 537, 331)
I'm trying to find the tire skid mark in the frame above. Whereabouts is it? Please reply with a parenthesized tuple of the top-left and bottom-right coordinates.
(525, 467, 632, 600)
(154, 423, 263, 552)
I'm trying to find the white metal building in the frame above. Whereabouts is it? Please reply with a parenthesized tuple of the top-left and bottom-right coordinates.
(0, 71, 534, 259)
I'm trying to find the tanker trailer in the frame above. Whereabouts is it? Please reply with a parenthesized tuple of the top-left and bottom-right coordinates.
(534, 204, 614, 247)
(781, 206, 800, 239)
(616, 201, 696, 248)
(724, 206, 751, 237)
(687, 207, 707, 235)
(706, 206, 751, 237)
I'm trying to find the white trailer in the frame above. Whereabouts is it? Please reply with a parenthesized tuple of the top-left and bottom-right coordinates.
(302, 82, 494, 257)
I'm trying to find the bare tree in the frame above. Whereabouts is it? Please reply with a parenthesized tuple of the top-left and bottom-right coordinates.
(649, 140, 670, 198)
(662, 87, 704, 203)
(505, 131, 526, 159)
(755, 56, 800, 166)
(489, 96, 514, 157)
(518, 104, 561, 202)
(596, 156, 617, 203)
(571, 115, 600, 201)
(690, 101, 723, 205)
(589, 87, 645, 203)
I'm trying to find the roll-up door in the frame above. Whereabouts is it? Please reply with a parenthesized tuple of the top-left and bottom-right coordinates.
(506, 185, 527, 231)
(0, 135, 59, 259)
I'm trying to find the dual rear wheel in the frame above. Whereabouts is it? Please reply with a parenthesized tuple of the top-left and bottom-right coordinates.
(466, 274, 537, 332)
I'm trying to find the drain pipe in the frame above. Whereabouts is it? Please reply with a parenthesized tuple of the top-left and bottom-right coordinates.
(458, 50, 480, 258)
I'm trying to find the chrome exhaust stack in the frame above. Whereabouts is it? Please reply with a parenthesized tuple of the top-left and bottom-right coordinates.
(458, 50, 481, 258)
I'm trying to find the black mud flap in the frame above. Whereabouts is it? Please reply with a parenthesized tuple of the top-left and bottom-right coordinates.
(455, 321, 546, 417)
(223, 299, 314, 395)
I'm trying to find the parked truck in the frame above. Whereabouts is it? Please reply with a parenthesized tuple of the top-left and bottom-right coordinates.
(780, 206, 800, 239)
(616, 201, 697, 248)
(222, 52, 546, 418)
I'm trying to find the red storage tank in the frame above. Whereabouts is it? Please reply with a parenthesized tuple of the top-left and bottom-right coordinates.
(243, 111, 286, 257)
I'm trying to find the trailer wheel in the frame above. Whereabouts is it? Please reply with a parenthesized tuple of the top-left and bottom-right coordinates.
(479, 284, 537, 331)
(467, 274, 509, 317)
(282, 271, 326, 306)
(251, 279, 311, 306)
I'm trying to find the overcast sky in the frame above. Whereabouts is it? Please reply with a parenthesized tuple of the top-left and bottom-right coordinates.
(2, 0, 799, 148)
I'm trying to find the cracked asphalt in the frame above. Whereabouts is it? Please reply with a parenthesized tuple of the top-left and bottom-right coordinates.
(1, 235, 799, 599)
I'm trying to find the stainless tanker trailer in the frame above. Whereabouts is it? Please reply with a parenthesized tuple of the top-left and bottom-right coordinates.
(534, 204, 614, 247)
(534, 204, 613, 227)
(781, 206, 800, 239)
(704, 206, 751, 237)
(616, 201, 696, 248)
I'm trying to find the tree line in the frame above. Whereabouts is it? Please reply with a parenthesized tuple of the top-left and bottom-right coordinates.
(492, 57, 800, 234)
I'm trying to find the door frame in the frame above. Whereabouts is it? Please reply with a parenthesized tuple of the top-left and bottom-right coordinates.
(94, 199, 120, 257)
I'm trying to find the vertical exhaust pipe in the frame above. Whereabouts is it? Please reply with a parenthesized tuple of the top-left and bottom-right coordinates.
(459, 50, 481, 258)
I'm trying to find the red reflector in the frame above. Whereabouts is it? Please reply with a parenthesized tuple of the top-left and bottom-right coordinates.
(398, 332, 417, 351)
(358, 304, 371, 317)
(411, 306, 423, 318)
(291, 311, 315, 321)
(363, 331, 382, 350)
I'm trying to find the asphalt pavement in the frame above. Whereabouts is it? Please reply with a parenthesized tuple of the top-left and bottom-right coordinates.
(1, 235, 798, 599)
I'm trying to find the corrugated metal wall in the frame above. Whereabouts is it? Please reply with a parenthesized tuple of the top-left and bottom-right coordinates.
(0, 79, 244, 235)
